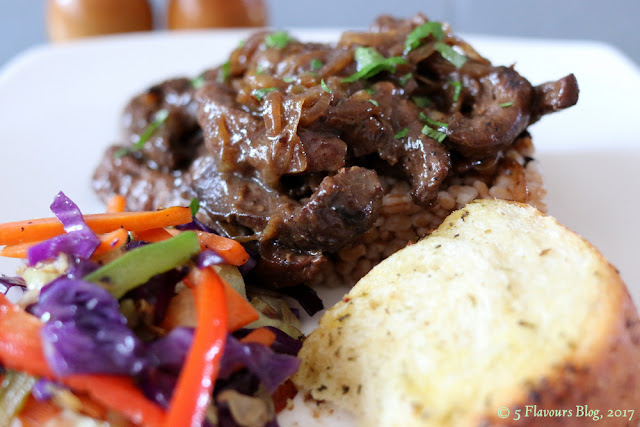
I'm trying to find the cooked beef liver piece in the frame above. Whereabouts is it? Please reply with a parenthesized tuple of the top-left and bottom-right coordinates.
(92, 14, 578, 287)
(122, 78, 201, 171)
(92, 146, 195, 211)
(277, 166, 383, 252)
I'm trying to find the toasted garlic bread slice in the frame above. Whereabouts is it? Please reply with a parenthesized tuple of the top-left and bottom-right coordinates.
(294, 200, 640, 427)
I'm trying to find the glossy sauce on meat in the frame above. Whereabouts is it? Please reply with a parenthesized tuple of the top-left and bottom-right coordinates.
(92, 15, 578, 287)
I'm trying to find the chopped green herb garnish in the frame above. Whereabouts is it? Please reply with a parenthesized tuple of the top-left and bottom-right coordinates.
(191, 74, 206, 89)
(412, 96, 431, 107)
(189, 197, 200, 216)
(419, 112, 448, 128)
(265, 31, 291, 49)
(310, 58, 323, 70)
(367, 99, 379, 107)
(133, 109, 169, 149)
(321, 79, 333, 93)
(255, 64, 265, 75)
(238, 39, 246, 48)
(113, 147, 129, 158)
(394, 127, 409, 139)
(399, 73, 413, 86)
(404, 21, 444, 54)
(114, 109, 169, 158)
(282, 76, 295, 83)
(450, 80, 462, 103)
(342, 47, 407, 83)
(421, 124, 447, 143)
(434, 42, 467, 68)
(500, 101, 514, 108)
(364, 88, 375, 95)
(217, 61, 230, 84)
(252, 87, 278, 101)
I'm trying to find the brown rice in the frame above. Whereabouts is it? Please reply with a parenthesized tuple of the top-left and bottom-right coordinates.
(308, 134, 546, 287)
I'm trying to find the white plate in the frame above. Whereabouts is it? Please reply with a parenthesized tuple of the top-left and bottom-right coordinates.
(1, 30, 639, 425)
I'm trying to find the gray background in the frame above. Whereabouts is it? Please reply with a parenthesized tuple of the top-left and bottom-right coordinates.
(1, 0, 639, 68)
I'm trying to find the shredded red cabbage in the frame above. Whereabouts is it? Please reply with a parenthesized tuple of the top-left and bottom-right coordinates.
(0, 275, 26, 295)
(265, 327, 303, 356)
(27, 192, 100, 266)
(198, 249, 225, 268)
(280, 284, 324, 316)
(124, 239, 148, 251)
(140, 328, 301, 411)
(175, 216, 217, 233)
(237, 250, 257, 276)
(289, 307, 301, 320)
(138, 327, 194, 408)
(66, 258, 100, 279)
(123, 267, 186, 324)
(219, 335, 300, 393)
(29, 278, 146, 377)
(31, 378, 59, 401)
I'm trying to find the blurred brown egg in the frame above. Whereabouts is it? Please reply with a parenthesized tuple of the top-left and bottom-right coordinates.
(168, 0, 267, 29)
(47, 0, 153, 43)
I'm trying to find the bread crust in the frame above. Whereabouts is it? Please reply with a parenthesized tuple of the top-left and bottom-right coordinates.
(294, 200, 640, 427)
(479, 202, 640, 427)
(483, 286, 640, 427)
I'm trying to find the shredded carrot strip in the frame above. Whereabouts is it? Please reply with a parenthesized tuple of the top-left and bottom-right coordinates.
(105, 195, 126, 213)
(221, 278, 260, 332)
(240, 327, 277, 347)
(0, 207, 191, 245)
(165, 229, 249, 266)
(0, 294, 165, 427)
(0, 228, 129, 259)
(91, 228, 128, 257)
(163, 267, 227, 427)
(132, 227, 173, 243)
(64, 375, 164, 427)
(17, 396, 61, 427)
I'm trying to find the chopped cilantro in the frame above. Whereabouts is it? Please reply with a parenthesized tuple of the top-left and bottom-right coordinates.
(191, 74, 206, 89)
(282, 76, 295, 83)
(411, 96, 431, 107)
(394, 127, 409, 139)
(217, 61, 230, 84)
(255, 64, 265, 75)
(321, 79, 333, 93)
(189, 198, 200, 216)
(450, 80, 462, 103)
(252, 87, 278, 101)
(500, 101, 514, 108)
(421, 124, 447, 143)
(265, 31, 291, 49)
(341, 47, 407, 83)
(364, 88, 375, 95)
(419, 112, 448, 129)
(114, 109, 169, 158)
(367, 99, 379, 107)
(113, 147, 130, 158)
(404, 22, 444, 54)
(399, 73, 413, 86)
(310, 58, 323, 70)
(434, 42, 467, 68)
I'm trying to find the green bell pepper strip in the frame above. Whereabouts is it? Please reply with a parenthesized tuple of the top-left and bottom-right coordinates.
(84, 231, 201, 299)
